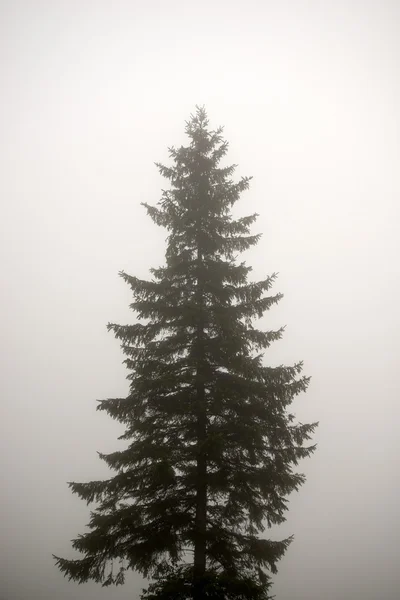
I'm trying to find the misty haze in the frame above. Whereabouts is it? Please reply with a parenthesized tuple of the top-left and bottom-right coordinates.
(1, 1, 399, 600)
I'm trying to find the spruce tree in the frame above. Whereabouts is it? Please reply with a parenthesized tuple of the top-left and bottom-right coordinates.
(54, 107, 317, 599)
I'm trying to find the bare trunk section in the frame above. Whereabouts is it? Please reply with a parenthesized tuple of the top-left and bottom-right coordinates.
(193, 383, 207, 600)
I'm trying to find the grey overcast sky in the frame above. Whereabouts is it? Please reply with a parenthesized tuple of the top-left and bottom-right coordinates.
(1, 1, 399, 599)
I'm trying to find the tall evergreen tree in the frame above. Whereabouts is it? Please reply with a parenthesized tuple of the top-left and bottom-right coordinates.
(54, 107, 317, 599)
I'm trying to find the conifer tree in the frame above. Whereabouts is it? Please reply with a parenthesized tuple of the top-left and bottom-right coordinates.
(54, 107, 317, 599)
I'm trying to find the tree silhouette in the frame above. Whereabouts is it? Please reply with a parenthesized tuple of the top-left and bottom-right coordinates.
(54, 107, 317, 599)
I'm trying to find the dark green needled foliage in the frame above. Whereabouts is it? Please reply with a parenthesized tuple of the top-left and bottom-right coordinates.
(54, 107, 317, 599)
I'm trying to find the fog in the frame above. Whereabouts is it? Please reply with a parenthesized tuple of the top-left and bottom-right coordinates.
(1, 1, 399, 599)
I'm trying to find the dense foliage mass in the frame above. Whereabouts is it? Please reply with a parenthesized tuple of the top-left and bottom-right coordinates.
(54, 107, 317, 599)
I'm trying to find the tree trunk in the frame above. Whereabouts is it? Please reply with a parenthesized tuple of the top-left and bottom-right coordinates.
(193, 401, 207, 600)
(193, 225, 207, 600)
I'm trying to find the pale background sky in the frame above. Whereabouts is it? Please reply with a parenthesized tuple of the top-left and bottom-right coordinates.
(1, 1, 399, 599)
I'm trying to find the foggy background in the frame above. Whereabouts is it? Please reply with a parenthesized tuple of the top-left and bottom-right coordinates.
(1, 1, 399, 599)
